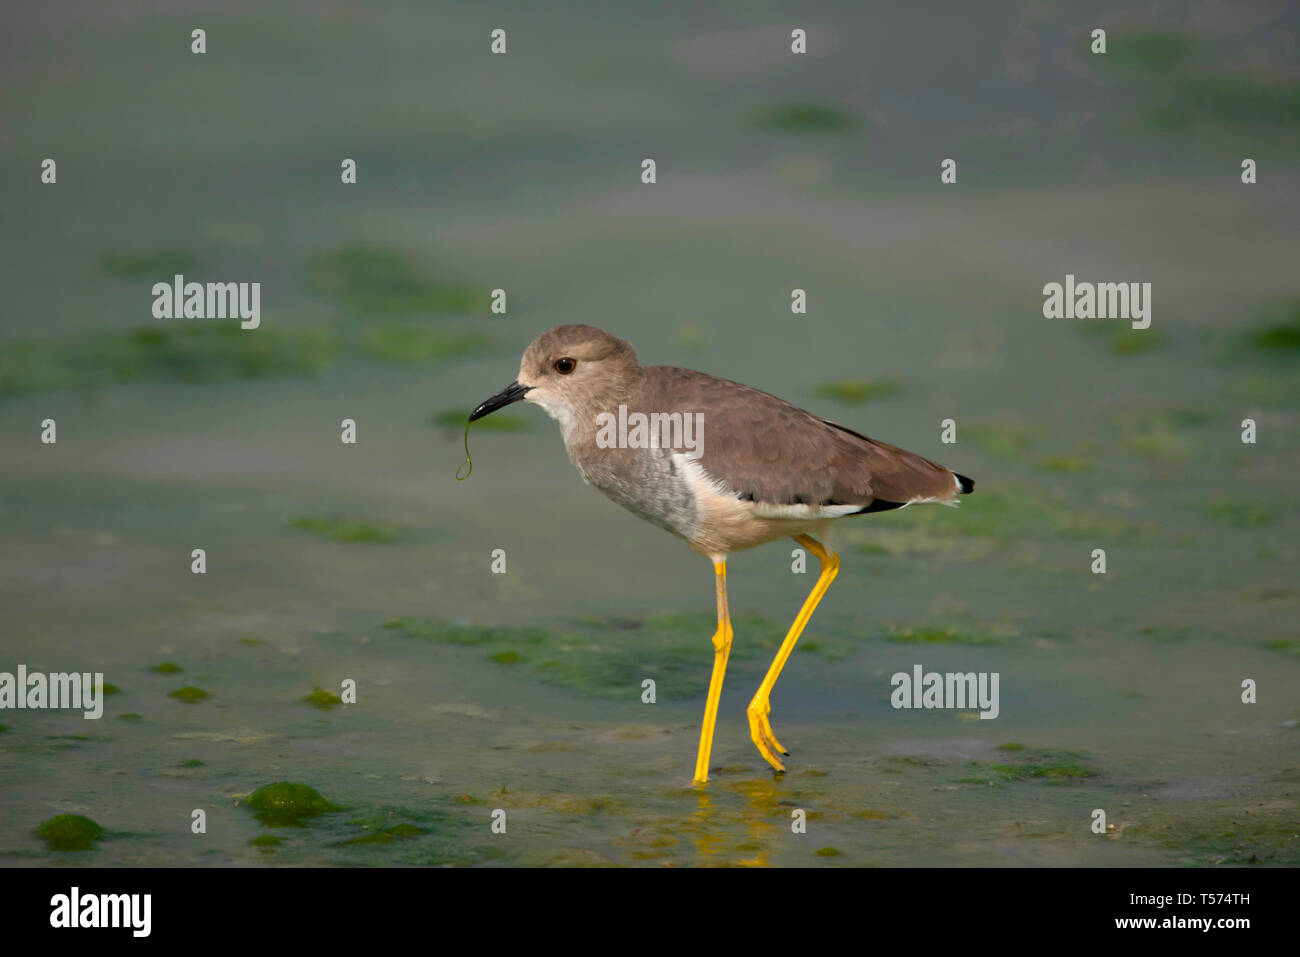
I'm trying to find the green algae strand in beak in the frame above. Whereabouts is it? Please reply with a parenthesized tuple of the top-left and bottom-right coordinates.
(456, 419, 473, 480)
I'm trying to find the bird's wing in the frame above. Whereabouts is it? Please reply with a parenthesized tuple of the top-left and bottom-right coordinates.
(638, 366, 964, 511)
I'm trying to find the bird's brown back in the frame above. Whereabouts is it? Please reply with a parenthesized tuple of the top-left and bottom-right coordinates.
(635, 366, 962, 509)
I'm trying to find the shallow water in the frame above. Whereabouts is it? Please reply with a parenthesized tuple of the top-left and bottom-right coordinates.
(1, 1, 1298, 866)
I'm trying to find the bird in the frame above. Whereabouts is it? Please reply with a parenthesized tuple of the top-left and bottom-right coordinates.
(468, 324, 973, 784)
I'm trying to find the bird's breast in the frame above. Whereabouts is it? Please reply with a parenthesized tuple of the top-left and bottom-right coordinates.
(566, 440, 699, 541)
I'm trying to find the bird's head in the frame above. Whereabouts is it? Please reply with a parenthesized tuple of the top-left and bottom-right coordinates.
(470, 324, 640, 428)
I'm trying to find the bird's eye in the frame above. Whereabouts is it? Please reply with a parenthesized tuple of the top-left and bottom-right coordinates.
(554, 357, 577, 375)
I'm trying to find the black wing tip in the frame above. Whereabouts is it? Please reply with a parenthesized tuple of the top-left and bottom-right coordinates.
(954, 473, 975, 494)
(856, 498, 906, 514)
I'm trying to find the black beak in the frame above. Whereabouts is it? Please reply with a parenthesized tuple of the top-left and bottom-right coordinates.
(469, 381, 532, 422)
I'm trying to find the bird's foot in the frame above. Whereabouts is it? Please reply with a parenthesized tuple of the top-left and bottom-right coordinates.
(746, 697, 788, 773)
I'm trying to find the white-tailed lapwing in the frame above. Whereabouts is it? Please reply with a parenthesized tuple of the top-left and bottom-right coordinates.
(469, 325, 973, 784)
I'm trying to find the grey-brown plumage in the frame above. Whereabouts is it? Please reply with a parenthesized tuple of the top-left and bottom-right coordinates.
(636, 367, 970, 511)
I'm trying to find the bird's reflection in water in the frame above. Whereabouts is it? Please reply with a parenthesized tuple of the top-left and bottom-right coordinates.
(687, 775, 786, 866)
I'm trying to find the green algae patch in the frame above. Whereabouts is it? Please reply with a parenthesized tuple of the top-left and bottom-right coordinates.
(100, 250, 198, 278)
(889, 624, 998, 647)
(1032, 453, 1093, 473)
(1125, 805, 1300, 865)
(1118, 419, 1192, 462)
(338, 824, 426, 846)
(243, 782, 343, 826)
(542, 612, 818, 696)
(997, 742, 1026, 752)
(1139, 75, 1300, 132)
(340, 807, 463, 849)
(384, 612, 847, 699)
(249, 834, 283, 848)
(1138, 625, 1189, 643)
(1076, 318, 1170, 357)
(856, 543, 892, 556)
(612, 827, 679, 858)
(959, 748, 1098, 787)
(1105, 32, 1190, 71)
(304, 686, 343, 709)
(1142, 102, 1188, 132)
(755, 101, 855, 133)
(37, 814, 103, 851)
(795, 639, 854, 661)
(812, 378, 901, 405)
(102, 683, 122, 695)
(288, 515, 402, 543)
(383, 823, 424, 837)
(179, 759, 205, 768)
(384, 618, 553, 648)
(362, 323, 494, 365)
(117, 713, 142, 722)
(963, 423, 1039, 458)
(1264, 639, 1300, 658)
(307, 244, 489, 316)
(431, 407, 527, 431)
(1200, 500, 1280, 529)
(0, 324, 337, 395)
(490, 786, 624, 816)
(814, 846, 842, 857)
(1225, 374, 1300, 407)
(1250, 314, 1300, 354)
(1114, 406, 1211, 463)
(844, 526, 997, 563)
(884, 624, 1006, 647)
(118, 325, 335, 383)
(1219, 302, 1300, 363)
(148, 661, 184, 674)
(853, 809, 897, 820)
(1180, 74, 1300, 127)
(1109, 329, 1168, 356)
(0, 723, 7, 733)
(169, 686, 209, 702)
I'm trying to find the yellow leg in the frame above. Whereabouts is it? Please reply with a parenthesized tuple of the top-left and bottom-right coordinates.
(693, 560, 733, 785)
(747, 534, 839, 773)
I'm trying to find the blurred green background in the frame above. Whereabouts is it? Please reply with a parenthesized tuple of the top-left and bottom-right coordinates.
(1, 1, 1297, 866)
